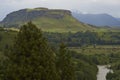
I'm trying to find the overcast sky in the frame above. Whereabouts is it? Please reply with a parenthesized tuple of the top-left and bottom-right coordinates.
(0, 0, 120, 21)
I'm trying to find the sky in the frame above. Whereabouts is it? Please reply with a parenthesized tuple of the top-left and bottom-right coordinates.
(0, 0, 120, 21)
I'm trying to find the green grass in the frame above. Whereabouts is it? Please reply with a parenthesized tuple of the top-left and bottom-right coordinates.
(0, 30, 17, 51)
(26, 8, 48, 12)
(2, 8, 120, 33)
(32, 15, 96, 32)
(0, 51, 5, 59)
(69, 45, 120, 55)
(1, 8, 98, 33)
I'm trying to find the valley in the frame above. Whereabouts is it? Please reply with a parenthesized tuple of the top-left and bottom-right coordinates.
(0, 26, 120, 80)
(0, 8, 120, 80)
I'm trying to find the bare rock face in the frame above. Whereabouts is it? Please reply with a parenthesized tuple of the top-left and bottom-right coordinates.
(0, 8, 71, 27)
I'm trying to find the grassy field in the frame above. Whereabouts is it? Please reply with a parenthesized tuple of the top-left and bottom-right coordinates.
(0, 30, 16, 51)
(69, 45, 120, 55)
(0, 28, 120, 54)
(32, 15, 97, 32)
(0, 51, 5, 59)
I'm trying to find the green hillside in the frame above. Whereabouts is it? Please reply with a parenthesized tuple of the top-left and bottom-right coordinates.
(0, 29, 16, 51)
(0, 8, 97, 32)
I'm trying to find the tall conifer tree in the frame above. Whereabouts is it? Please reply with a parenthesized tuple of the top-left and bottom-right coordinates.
(57, 43, 75, 80)
(4, 22, 58, 80)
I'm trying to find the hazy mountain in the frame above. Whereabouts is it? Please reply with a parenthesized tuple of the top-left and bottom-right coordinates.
(117, 18, 120, 21)
(72, 12, 120, 27)
(0, 8, 96, 32)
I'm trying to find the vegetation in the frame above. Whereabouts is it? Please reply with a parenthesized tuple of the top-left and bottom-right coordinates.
(0, 8, 120, 80)
(106, 62, 120, 80)
(0, 20, 120, 80)
(0, 8, 98, 32)
(71, 51, 98, 80)
(0, 22, 98, 80)
(44, 31, 120, 47)
(2, 22, 60, 80)
(0, 29, 120, 51)
(57, 43, 76, 80)
(106, 54, 120, 80)
(0, 29, 16, 51)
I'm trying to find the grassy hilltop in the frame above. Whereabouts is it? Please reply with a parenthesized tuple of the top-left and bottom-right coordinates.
(0, 8, 97, 32)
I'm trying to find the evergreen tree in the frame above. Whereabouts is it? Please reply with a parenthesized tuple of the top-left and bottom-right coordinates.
(3, 22, 58, 80)
(57, 43, 75, 80)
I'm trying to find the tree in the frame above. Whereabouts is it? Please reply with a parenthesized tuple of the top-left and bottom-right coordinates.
(57, 43, 75, 80)
(0, 34, 2, 42)
(3, 22, 59, 80)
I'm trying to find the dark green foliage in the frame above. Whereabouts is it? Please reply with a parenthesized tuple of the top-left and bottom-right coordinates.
(0, 27, 3, 42)
(75, 60, 97, 80)
(0, 23, 99, 80)
(44, 31, 120, 47)
(0, 34, 2, 42)
(0, 27, 4, 31)
(1, 22, 120, 80)
(57, 43, 75, 80)
(106, 52, 120, 80)
(107, 71, 120, 80)
(106, 60, 120, 80)
(44, 31, 99, 47)
(0, 30, 120, 51)
(0, 29, 16, 51)
(3, 22, 58, 80)
(90, 54, 110, 65)
(70, 51, 98, 80)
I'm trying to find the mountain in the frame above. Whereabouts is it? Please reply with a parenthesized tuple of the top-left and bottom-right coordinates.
(72, 12, 120, 27)
(0, 8, 96, 32)
(117, 18, 120, 22)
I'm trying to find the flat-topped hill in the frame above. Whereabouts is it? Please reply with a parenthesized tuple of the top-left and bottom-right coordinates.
(0, 8, 96, 32)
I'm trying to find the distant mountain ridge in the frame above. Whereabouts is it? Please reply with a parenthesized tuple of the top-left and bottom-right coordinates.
(1, 8, 71, 26)
(117, 18, 120, 22)
(0, 8, 96, 32)
(72, 12, 120, 27)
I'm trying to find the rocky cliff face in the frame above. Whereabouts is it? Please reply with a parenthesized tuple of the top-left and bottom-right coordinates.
(0, 8, 71, 27)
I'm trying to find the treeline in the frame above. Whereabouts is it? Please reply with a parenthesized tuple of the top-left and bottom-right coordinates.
(0, 28, 16, 51)
(0, 22, 97, 80)
(71, 51, 98, 80)
(90, 52, 120, 65)
(0, 27, 3, 44)
(106, 61, 120, 80)
(106, 53, 120, 80)
(0, 27, 4, 31)
(87, 51, 120, 80)
(0, 27, 120, 50)
(44, 31, 120, 47)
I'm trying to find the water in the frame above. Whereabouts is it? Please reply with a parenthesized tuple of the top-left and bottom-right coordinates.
(97, 65, 110, 80)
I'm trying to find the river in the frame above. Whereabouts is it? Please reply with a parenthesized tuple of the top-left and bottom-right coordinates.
(97, 65, 110, 80)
